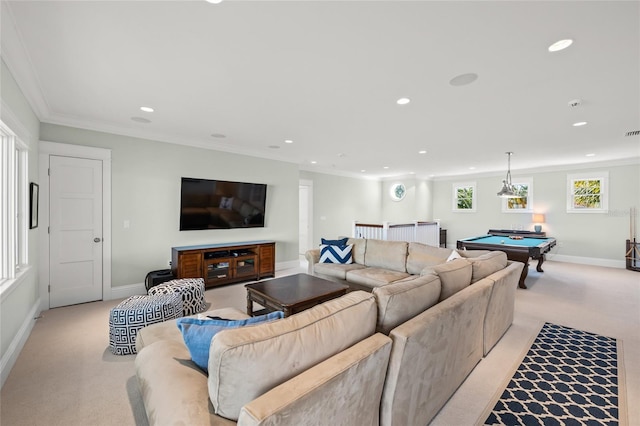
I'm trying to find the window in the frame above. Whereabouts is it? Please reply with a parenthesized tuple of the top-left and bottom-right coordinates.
(1, 120, 28, 286)
(567, 171, 609, 213)
(502, 178, 533, 213)
(452, 182, 476, 212)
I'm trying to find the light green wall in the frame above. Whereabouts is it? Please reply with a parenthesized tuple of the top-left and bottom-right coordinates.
(40, 123, 300, 288)
(1, 59, 40, 365)
(381, 177, 434, 223)
(299, 171, 381, 244)
(432, 163, 640, 261)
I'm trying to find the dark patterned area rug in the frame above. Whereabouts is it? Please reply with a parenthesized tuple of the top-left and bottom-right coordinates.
(483, 322, 624, 426)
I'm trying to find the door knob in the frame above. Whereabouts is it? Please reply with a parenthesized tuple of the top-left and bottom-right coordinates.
(94, 237, 102, 243)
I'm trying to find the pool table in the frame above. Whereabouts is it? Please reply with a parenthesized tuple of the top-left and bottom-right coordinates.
(457, 230, 557, 289)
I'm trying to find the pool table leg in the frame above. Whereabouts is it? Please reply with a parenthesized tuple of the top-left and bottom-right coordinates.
(535, 254, 546, 272)
(517, 262, 528, 289)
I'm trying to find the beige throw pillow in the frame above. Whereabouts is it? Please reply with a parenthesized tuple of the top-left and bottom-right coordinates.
(468, 251, 508, 283)
(423, 258, 472, 302)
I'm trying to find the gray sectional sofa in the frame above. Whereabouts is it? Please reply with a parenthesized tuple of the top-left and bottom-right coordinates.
(135, 238, 522, 426)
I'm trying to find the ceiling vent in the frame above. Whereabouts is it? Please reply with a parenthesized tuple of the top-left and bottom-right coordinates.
(625, 130, 640, 137)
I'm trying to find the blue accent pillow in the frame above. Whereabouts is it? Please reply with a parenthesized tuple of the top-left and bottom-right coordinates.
(321, 237, 348, 247)
(176, 311, 284, 372)
(320, 244, 353, 264)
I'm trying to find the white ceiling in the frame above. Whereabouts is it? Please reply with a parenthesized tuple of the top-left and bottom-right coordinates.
(2, 0, 639, 179)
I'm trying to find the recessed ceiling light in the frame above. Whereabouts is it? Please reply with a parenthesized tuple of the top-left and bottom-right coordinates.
(449, 73, 478, 86)
(140, 106, 154, 113)
(360, 169, 366, 173)
(396, 98, 410, 105)
(383, 166, 389, 169)
(573, 121, 588, 127)
(469, 167, 476, 170)
(419, 150, 427, 154)
(586, 153, 596, 157)
(409, 172, 415, 175)
(311, 161, 317, 164)
(548, 39, 573, 52)
(284, 139, 293, 144)
(131, 117, 151, 123)
(205, 0, 223, 4)
(211, 133, 226, 138)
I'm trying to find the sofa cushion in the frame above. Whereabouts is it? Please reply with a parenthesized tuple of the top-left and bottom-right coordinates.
(176, 311, 284, 372)
(423, 258, 472, 302)
(364, 239, 408, 272)
(346, 268, 411, 289)
(313, 262, 365, 280)
(406, 242, 453, 274)
(208, 291, 377, 421)
(320, 244, 353, 264)
(347, 238, 367, 264)
(468, 251, 508, 283)
(373, 274, 442, 334)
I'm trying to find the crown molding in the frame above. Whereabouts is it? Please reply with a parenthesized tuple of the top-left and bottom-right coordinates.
(1, 2, 49, 120)
(431, 157, 640, 182)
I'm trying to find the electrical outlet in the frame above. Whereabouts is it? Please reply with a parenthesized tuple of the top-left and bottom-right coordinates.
(168, 260, 172, 267)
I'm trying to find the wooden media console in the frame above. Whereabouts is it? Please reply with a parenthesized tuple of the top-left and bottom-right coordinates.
(171, 240, 275, 288)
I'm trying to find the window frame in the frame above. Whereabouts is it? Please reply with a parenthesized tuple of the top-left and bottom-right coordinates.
(566, 171, 609, 213)
(452, 182, 477, 212)
(502, 177, 533, 213)
(1, 120, 29, 289)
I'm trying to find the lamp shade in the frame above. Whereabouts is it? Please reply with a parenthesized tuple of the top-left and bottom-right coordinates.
(532, 213, 545, 224)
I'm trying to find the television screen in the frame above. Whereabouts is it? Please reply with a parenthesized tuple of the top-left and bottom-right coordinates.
(179, 177, 267, 230)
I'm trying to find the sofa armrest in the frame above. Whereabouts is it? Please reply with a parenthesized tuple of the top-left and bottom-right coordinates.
(237, 333, 391, 426)
(135, 340, 236, 426)
(305, 249, 321, 275)
(483, 261, 523, 355)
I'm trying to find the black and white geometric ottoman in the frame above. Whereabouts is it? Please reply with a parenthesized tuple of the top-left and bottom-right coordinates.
(108, 293, 183, 355)
(147, 278, 207, 317)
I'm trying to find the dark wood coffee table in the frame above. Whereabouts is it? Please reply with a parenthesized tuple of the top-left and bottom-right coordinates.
(245, 273, 349, 317)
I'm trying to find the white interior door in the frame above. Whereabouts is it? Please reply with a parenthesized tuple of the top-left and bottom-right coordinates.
(49, 155, 103, 308)
(299, 181, 313, 255)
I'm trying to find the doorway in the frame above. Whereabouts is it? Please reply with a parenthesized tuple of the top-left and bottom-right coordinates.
(299, 179, 313, 256)
(39, 142, 112, 310)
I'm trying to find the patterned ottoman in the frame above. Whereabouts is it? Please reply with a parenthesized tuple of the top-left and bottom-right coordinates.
(109, 293, 183, 355)
(147, 278, 207, 317)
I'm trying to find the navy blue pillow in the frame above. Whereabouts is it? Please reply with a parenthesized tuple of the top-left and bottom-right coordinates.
(321, 237, 349, 247)
(176, 311, 284, 372)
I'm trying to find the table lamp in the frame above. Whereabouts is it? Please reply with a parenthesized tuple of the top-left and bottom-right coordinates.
(532, 213, 545, 233)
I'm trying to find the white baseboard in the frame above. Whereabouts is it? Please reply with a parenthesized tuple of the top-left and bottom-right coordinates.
(550, 254, 626, 269)
(276, 260, 301, 271)
(109, 283, 146, 300)
(1, 297, 40, 389)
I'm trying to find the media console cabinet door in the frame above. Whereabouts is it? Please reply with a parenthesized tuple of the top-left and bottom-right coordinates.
(259, 243, 275, 277)
(177, 251, 202, 278)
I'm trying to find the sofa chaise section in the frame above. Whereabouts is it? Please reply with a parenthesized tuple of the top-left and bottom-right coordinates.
(135, 291, 392, 426)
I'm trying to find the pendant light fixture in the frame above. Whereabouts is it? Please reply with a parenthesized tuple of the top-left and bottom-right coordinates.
(497, 152, 518, 198)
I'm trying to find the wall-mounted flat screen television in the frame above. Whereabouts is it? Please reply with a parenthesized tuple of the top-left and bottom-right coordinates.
(179, 177, 267, 230)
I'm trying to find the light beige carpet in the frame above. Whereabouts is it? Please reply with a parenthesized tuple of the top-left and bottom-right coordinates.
(1, 261, 638, 426)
